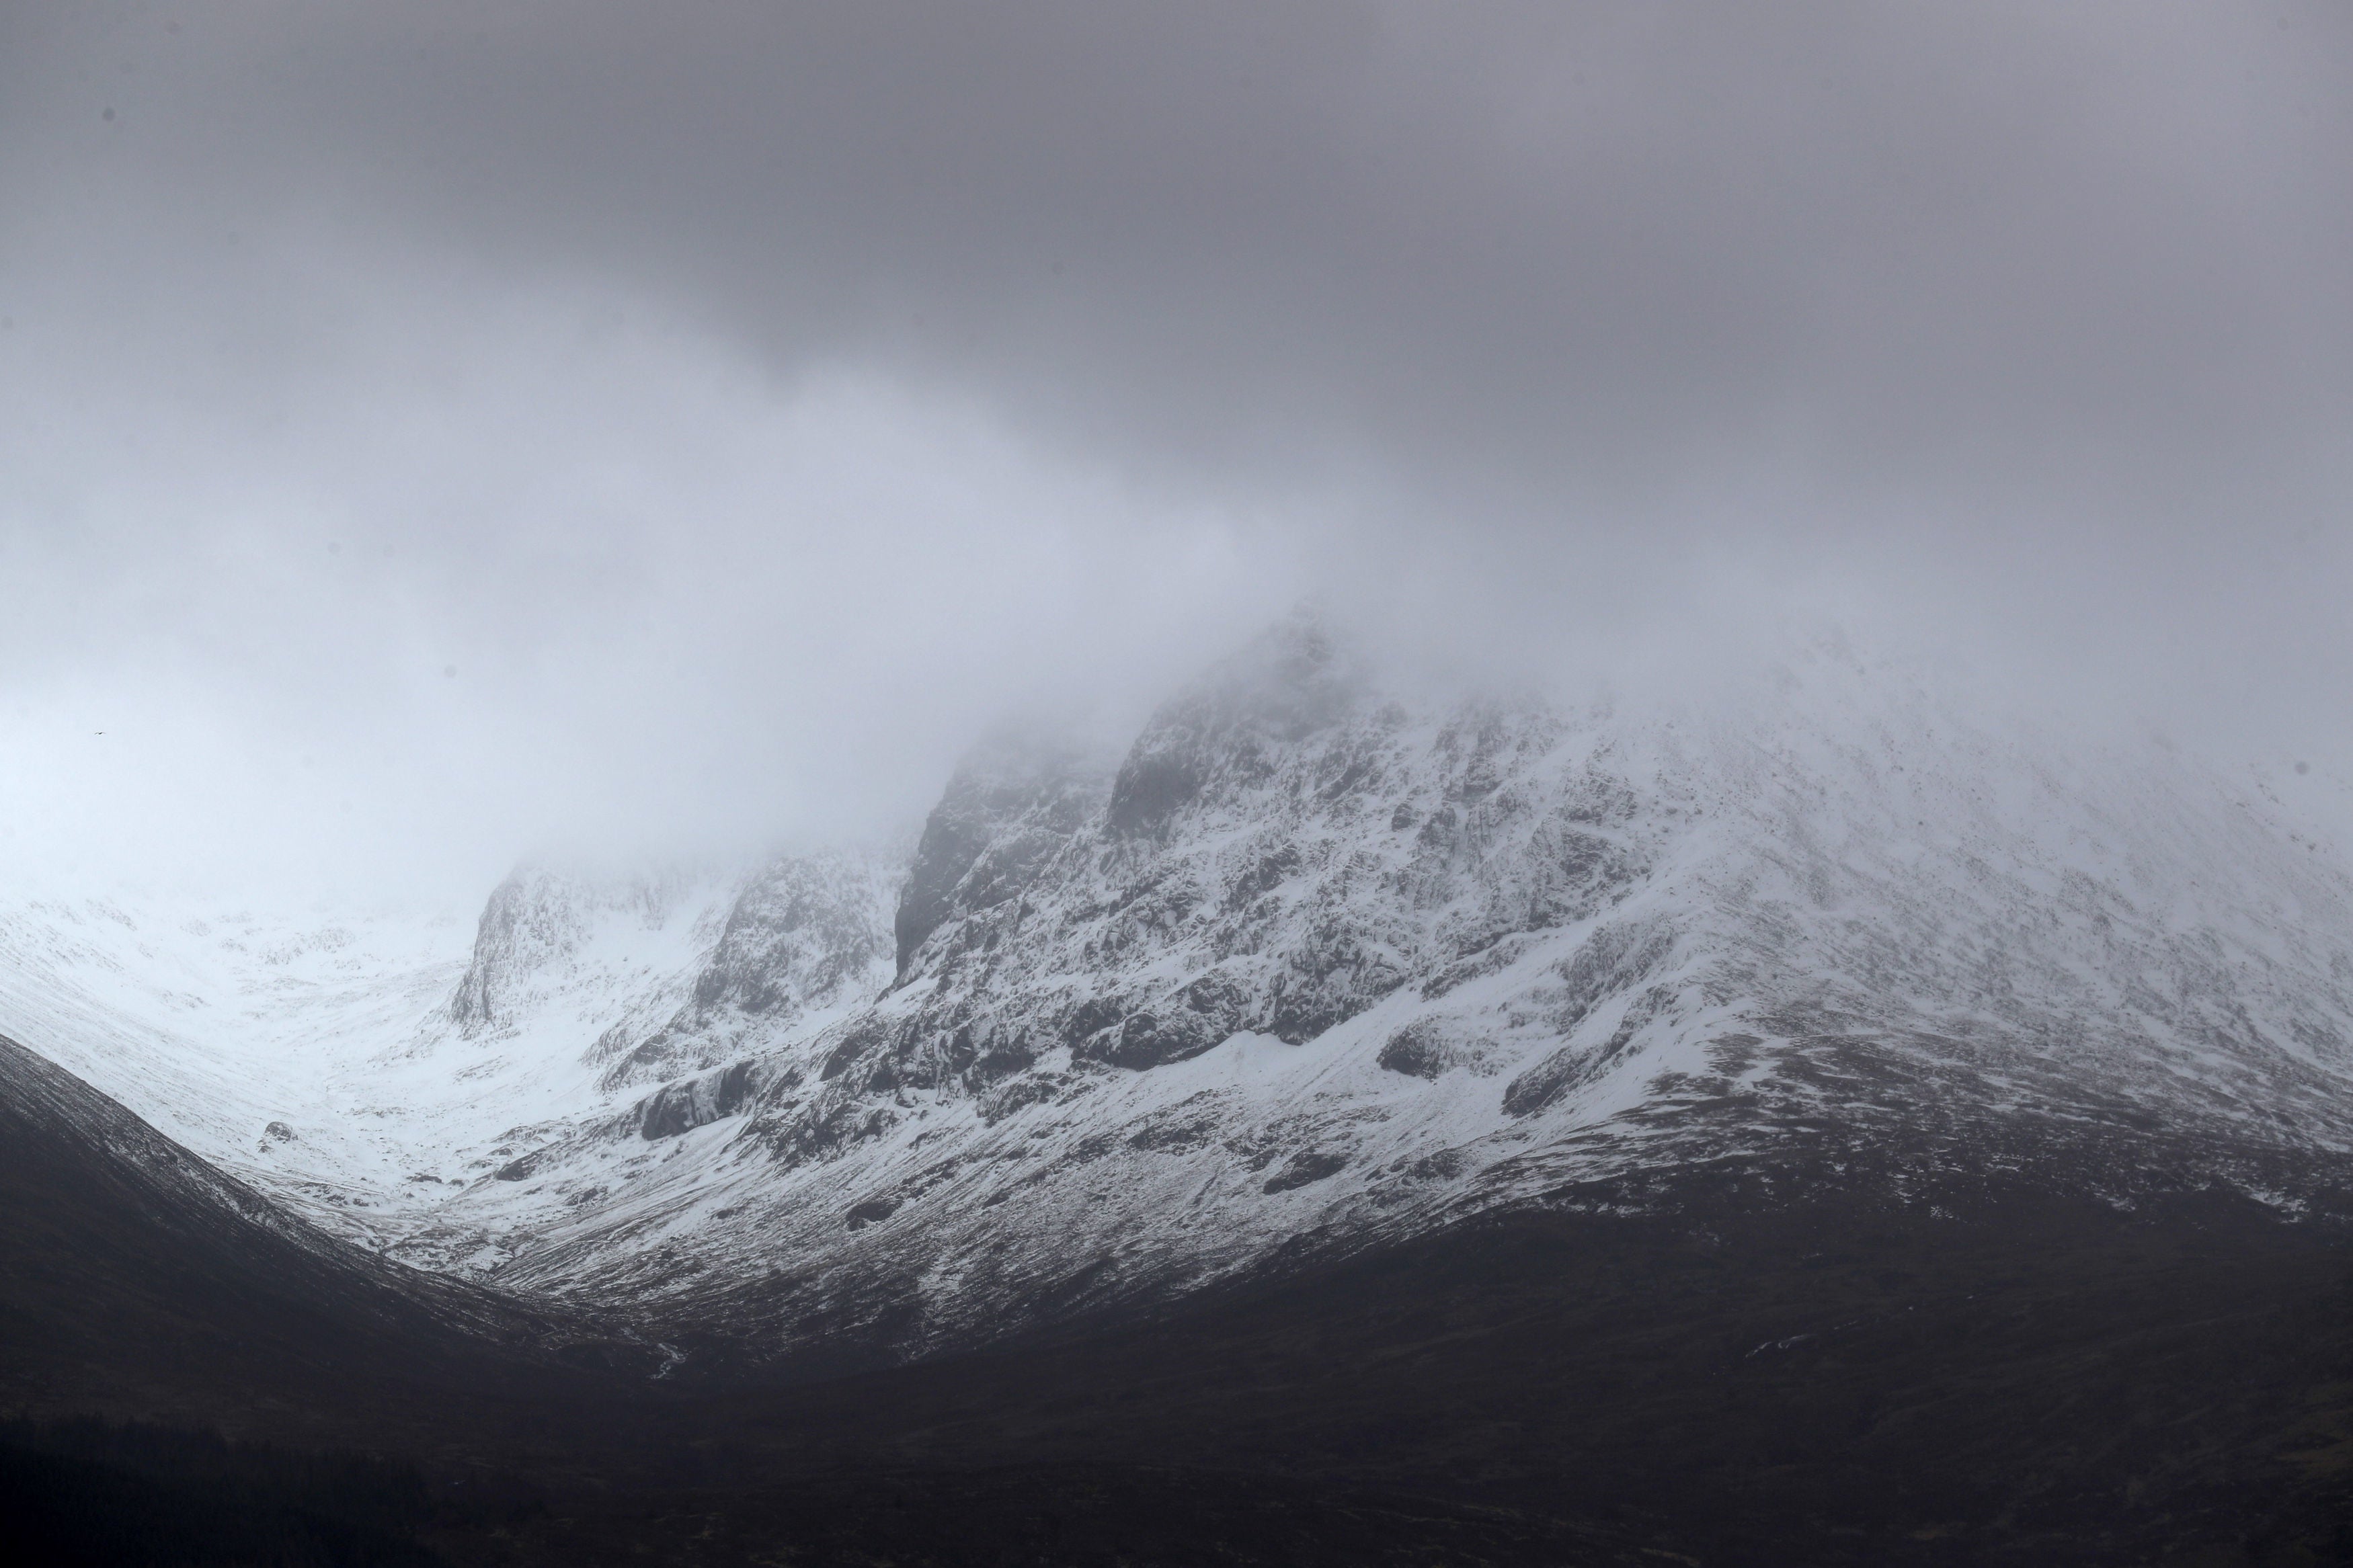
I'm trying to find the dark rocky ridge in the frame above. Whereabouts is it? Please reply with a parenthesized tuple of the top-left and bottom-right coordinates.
(893, 723, 1117, 978)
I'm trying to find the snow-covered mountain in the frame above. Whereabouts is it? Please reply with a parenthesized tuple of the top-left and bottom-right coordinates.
(0, 850, 894, 1260)
(11, 617, 2353, 1370)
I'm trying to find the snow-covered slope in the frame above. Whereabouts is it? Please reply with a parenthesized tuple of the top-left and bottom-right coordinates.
(396, 620, 2353, 1366)
(0, 852, 896, 1255)
(11, 618, 2353, 1370)
(377, 850, 900, 1272)
(0, 897, 475, 1240)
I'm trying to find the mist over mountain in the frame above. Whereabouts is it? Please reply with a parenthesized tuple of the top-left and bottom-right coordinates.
(3, 2, 2351, 902)
(6, 3, 2353, 1561)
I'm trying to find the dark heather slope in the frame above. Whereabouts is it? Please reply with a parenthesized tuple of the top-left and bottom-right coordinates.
(352, 1161, 2353, 1566)
(0, 1034, 637, 1454)
(0, 1040, 1652, 1566)
(657, 1165, 2353, 1567)
(9, 999, 2353, 1561)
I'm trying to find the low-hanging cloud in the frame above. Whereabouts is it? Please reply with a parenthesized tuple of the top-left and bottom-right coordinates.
(1, 1, 2348, 899)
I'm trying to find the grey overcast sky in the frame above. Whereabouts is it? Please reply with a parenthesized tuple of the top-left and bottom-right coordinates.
(1, 2, 2348, 900)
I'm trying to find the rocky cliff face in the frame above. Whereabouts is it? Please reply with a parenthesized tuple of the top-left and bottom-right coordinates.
(594, 852, 898, 1092)
(443, 863, 735, 1048)
(743, 620, 1684, 1163)
(892, 723, 1117, 980)
(416, 622, 2353, 1370)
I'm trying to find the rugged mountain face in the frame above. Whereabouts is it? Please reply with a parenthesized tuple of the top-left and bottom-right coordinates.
(358, 848, 895, 1274)
(13, 620, 2353, 1563)
(9, 619, 2353, 1368)
(599, 852, 899, 1094)
(450, 866, 700, 1037)
(360, 619, 2353, 1372)
(891, 722, 1117, 979)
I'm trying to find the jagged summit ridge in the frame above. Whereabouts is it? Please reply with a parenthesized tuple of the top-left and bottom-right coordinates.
(433, 633, 2353, 1365)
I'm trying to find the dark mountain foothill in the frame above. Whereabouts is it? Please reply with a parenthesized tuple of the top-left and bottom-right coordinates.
(7, 1052, 2353, 1563)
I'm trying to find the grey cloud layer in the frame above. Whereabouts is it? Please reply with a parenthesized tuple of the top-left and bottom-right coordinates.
(30, 2, 2336, 508)
(1, 3, 2348, 892)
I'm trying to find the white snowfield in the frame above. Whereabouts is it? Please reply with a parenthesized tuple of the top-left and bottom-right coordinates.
(7, 622, 2353, 1362)
(0, 856, 895, 1256)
